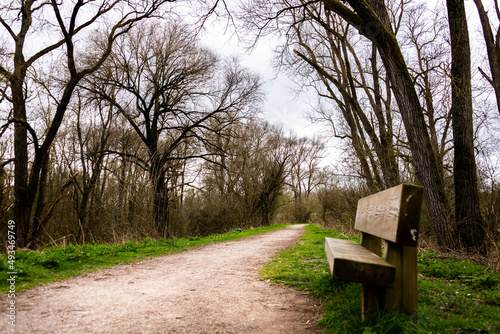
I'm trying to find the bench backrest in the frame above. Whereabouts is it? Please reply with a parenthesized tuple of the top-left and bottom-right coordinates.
(354, 184, 423, 247)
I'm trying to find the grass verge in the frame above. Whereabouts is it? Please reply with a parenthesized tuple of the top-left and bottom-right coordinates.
(260, 224, 500, 334)
(0, 224, 288, 294)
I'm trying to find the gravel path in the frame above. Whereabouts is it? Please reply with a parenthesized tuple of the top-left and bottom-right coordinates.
(1, 225, 322, 333)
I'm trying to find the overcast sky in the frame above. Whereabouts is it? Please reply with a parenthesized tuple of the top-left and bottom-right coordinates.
(198, 15, 325, 139)
(196, 11, 343, 170)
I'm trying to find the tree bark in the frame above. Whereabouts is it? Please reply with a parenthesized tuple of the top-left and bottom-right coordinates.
(151, 156, 171, 239)
(30, 151, 50, 249)
(10, 1, 33, 248)
(0, 163, 8, 219)
(12, 78, 31, 247)
(447, 0, 486, 253)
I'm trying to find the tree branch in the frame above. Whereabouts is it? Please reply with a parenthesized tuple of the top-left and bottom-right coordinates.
(478, 66, 494, 86)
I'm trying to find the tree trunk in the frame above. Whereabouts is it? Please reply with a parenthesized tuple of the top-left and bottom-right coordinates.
(151, 156, 171, 239)
(153, 176, 171, 238)
(0, 163, 7, 218)
(29, 151, 50, 249)
(77, 185, 93, 244)
(12, 77, 32, 248)
(447, 0, 486, 253)
(13, 75, 81, 248)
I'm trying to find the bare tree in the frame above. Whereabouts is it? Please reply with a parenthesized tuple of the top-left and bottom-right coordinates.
(87, 21, 261, 238)
(286, 135, 325, 223)
(287, 136, 325, 201)
(202, 120, 291, 227)
(71, 93, 114, 243)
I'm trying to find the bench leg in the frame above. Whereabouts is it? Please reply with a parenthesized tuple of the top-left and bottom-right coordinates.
(383, 242, 418, 318)
(361, 232, 386, 319)
(362, 283, 385, 319)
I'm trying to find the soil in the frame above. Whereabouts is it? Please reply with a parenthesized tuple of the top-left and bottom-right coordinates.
(1, 224, 322, 333)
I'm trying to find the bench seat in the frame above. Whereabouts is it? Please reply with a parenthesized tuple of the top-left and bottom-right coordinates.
(325, 237, 396, 287)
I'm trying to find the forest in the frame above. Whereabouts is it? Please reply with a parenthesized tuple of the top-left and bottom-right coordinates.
(0, 0, 498, 260)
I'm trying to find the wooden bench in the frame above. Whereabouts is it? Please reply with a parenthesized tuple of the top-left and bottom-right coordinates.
(324, 184, 423, 319)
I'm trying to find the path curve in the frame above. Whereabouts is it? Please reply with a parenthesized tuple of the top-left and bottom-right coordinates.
(1, 225, 321, 333)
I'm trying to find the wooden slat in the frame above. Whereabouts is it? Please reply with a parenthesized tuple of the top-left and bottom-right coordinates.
(361, 232, 381, 256)
(325, 238, 395, 287)
(354, 184, 423, 247)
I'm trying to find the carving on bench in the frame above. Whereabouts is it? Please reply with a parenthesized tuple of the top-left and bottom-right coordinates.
(324, 184, 424, 319)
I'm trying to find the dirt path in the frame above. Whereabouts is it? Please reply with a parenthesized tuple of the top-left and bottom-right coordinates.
(1, 225, 322, 333)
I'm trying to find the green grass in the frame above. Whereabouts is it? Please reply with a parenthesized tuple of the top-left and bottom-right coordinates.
(0, 224, 287, 293)
(260, 224, 500, 334)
